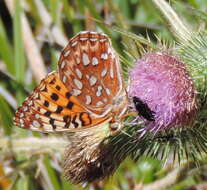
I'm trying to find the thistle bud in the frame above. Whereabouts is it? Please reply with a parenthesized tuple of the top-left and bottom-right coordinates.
(63, 123, 120, 184)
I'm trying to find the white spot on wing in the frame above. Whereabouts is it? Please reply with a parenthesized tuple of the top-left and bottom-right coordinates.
(20, 119, 24, 124)
(23, 106, 28, 112)
(64, 50, 70, 57)
(72, 89, 82, 96)
(73, 79, 83, 89)
(60, 61, 66, 69)
(85, 95, 92, 105)
(106, 88, 110, 95)
(101, 68, 107, 77)
(20, 113, 24, 118)
(96, 101, 103, 106)
(63, 75, 67, 83)
(75, 68, 82, 79)
(101, 53, 108, 60)
(80, 37, 88, 41)
(82, 53, 90, 66)
(32, 120, 41, 128)
(35, 114, 40, 119)
(100, 38, 107, 43)
(98, 86, 102, 90)
(71, 41, 78, 47)
(110, 64, 114, 78)
(96, 86, 103, 97)
(33, 93, 38, 99)
(54, 120, 65, 127)
(79, 31, 89, 35)
(89, 75, 97, 86)
(92, 57, 99, 66)
(28, 101, 33, 106)
(76, 57, 80, 64)
(90, 38, 98, 42)
(40, 108, 46, 114)
(90, 31, 98, 35)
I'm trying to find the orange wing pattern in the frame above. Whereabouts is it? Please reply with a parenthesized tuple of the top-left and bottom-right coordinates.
(14, 72, 109, 132)
(58, 31, 124, 117)
(14, 31, 126, 132)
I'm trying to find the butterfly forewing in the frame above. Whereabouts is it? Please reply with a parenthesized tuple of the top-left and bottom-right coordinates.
(58, 31, 124, 117)
(14, 72, 109, 132)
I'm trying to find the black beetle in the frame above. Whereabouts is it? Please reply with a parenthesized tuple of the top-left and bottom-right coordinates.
(133, 96, 156, 121)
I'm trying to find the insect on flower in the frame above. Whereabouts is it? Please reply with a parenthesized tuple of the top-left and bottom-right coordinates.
(133, 96, 155, 121)
(14, 31, 128, 135)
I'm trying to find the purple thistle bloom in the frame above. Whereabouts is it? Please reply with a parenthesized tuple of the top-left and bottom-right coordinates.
(128, 52, 197, 134)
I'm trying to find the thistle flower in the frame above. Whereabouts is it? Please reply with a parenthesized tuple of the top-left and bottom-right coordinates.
(128, 52, 197, 134)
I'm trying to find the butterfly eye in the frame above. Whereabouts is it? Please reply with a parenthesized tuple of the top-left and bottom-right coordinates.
(133, 96, 155, 121)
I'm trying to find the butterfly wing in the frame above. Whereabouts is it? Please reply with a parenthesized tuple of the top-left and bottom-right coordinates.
(58, 31, 124, 118)
(14, 72, 110, 132)
(14, 31, 126, 132)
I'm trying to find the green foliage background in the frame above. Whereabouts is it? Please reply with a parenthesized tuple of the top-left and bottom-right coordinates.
(0, 0, 207, 189)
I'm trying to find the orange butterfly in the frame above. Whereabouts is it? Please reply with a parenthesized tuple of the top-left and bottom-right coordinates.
(14, 31, 128, 133)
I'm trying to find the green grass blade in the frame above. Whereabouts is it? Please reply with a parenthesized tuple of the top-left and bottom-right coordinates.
(43, 155, 61, 190)
(61, 0, 75, 21)
(14, 0, 26, 103)
(50, 0, 59, 24)
(14, 0, 25, 83)
(0, 95, 13, 135)
(84, 0, 111, 34)
(61, 178, 74, 190)
(16, 176, 29, 190)
(0, 17, 14, 74)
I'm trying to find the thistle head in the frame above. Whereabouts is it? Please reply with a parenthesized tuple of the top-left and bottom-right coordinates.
(128, 52, 197, 134)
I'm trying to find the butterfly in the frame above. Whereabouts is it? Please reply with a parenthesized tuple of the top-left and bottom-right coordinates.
(14, 31, 128, 134)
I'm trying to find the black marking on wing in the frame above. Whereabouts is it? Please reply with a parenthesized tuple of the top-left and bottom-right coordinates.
(51, 93, 59, 101)
(72, 115, 79, 128)
(49, 118, 56, 129)
(66, 101, 74, 110)
(63, 115, 71, 128)
(55, 105, 63, 113)
(79, 112, 92, 126)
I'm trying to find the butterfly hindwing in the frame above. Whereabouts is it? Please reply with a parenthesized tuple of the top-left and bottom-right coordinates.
(58, 31, 124, 117)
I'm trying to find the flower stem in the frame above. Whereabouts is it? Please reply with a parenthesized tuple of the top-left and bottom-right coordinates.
(0, 137, 68, 154)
